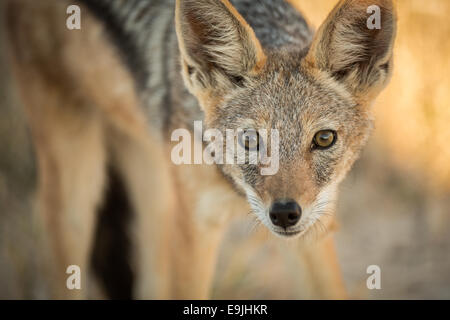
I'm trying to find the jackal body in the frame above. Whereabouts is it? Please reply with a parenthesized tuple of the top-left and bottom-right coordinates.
(4, 0, 396, 299)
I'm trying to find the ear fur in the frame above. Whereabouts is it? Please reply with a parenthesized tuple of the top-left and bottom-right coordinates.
(304, 0, 397, 102)
(175, 0, 266, 100)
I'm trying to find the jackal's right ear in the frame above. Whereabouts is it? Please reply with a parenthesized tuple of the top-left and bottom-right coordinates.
(175, 0, 266, 104)
(304, 0, 397, 103)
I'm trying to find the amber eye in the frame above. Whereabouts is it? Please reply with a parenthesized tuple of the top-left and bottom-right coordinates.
(238, 129, 260, 151)
(312, 130, 337, 149)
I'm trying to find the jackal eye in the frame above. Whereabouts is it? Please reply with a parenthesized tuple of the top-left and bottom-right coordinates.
(312, 130, 336, 150)
(238, 129, 260, 151)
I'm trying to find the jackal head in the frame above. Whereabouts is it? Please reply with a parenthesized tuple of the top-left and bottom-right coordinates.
(175, 0, 396, 238)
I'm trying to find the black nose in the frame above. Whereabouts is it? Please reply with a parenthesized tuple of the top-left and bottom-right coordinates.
(269, 200, 302, 228)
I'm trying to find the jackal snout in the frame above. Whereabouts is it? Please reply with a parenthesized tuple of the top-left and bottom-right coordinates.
(269, 200, 302, 229)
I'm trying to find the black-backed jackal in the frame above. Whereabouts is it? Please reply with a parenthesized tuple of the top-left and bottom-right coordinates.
(3, 0, 396, 299)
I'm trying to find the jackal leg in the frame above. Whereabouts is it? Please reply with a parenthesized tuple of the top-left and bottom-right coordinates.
(14, 79, 107, 298)
(300, 234, 347, 299)
(168, 164, 248, 298)
(5, 0, 109, 298)
(169, 222, 229, 299)
(5, 9, 106, 296)
(107, 126, 174, 299)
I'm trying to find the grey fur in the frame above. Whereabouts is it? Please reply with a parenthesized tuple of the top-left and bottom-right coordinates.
(230, 0, 312, 49)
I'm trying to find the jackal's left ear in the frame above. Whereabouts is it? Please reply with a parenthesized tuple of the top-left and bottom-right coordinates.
(304, 0, 397, 102)
(175, 0, 266, 99)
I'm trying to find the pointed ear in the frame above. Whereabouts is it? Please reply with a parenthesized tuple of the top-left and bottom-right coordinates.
(304, 0, 396, 102)
(175, 0, 266, 97)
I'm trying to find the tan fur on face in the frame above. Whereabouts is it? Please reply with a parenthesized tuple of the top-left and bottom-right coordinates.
(260, 162, 318, 207)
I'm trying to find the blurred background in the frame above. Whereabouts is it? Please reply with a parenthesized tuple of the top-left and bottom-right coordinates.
(1, 0, 450, 299)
